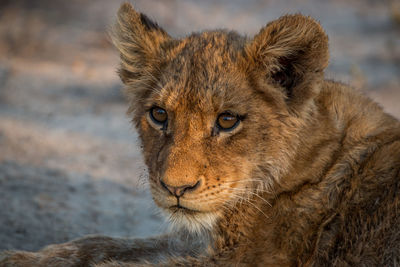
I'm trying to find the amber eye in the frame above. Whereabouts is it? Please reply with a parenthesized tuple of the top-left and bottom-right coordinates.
(216, 112, 239, 131)
(150, 107, 167, 124)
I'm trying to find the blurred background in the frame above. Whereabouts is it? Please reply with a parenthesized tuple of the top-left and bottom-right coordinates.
(0, 0, 399, 251)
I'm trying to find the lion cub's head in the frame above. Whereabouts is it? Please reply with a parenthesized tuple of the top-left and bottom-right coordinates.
(112, 3, 329, 233)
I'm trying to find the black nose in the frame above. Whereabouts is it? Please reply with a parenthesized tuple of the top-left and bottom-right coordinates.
(160, 180, 200, 197)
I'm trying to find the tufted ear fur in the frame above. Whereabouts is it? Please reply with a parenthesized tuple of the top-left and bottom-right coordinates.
(111, 2, 171, 85)
(245, 14, 329, 107)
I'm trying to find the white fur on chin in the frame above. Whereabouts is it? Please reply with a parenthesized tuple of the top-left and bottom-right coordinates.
(164, 208, 219, 236)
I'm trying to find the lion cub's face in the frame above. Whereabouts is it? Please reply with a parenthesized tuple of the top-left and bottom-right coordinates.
(112, 4, 329, 232)
(139, 34, 266, 231)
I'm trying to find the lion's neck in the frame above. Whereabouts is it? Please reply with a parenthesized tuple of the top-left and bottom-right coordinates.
(207, 83, 388, 265)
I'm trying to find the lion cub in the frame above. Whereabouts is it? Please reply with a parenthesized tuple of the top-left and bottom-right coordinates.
(2, 3, 400, 266)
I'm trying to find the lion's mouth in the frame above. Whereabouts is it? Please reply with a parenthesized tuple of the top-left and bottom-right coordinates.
(169, 205, 199, 214)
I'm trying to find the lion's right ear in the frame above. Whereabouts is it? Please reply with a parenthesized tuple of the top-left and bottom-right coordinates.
(111, 3, 171, 84)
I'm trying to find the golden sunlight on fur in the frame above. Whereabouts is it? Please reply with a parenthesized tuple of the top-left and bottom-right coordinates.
(1, 2, 400, 266)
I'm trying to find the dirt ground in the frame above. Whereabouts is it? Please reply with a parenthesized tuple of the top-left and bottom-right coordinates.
(0, 0, 399, 251)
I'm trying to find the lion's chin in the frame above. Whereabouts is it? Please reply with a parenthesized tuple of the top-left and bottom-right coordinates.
(163, 206, 219, 235)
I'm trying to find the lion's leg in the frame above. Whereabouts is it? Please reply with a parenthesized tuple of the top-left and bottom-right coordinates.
(0, 234, 185, 267)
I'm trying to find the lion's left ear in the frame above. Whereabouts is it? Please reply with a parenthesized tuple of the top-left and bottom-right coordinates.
(245, 14, 329, 105)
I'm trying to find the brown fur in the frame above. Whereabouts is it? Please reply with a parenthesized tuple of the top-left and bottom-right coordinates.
(1, 3, 400, 266)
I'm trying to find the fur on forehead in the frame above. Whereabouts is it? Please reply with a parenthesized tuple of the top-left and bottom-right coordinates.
(145, 31, 251, 114)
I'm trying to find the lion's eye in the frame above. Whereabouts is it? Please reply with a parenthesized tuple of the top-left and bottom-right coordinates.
(150, 107, 167, 124)
(216, 112, 239, 131)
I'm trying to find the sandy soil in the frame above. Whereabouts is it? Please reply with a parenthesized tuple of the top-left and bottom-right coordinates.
(0, 0, 399, 251)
